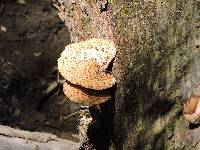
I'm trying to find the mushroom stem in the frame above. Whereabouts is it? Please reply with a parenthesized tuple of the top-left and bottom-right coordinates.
(79, 105, 93, 148)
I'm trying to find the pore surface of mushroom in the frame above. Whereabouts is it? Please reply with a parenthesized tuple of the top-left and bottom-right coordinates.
(58, 38, 116, 90)
(183, 96, 200, 124)
(63, 81, 111, 106)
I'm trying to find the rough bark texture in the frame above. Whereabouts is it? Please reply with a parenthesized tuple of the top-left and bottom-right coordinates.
(51, 0, 200, 149)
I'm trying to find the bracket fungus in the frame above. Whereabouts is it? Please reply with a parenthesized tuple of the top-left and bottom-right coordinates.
(63, 81, 111, 105)
(58, 38, 116, 90)
(58, 38, 116, 105)
(183, 96, 200, 124)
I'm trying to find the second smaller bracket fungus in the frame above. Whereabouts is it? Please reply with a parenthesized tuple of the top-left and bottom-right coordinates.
(63, 81, 111, 106)
(58, 38, 116, 90)
(183, 96, 200, 124)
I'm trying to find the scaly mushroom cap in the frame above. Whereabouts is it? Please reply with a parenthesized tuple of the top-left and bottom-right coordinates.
(63, 81, 111, 106)
(183, 96, 200, 124)
(58, 38, 116, 90)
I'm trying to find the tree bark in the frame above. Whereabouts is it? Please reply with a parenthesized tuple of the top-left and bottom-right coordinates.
(51, 0, 200, 149)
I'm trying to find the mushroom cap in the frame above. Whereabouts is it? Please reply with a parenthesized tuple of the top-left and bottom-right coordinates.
(63, 81, 111, 106)
(58, 38, 116, 90)
(183, 96, 200, 124)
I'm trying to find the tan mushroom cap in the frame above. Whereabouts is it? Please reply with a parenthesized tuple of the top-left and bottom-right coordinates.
(58, 38, 116, 90)
(63, 81, 111, 106)
(183, 96, 200, 124)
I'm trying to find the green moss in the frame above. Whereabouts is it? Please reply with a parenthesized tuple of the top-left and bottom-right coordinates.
(81, 16, 91, 36)
(165, 102, 181, 139)
(166, 121, 175, 132)
(108, 0, 116, 5)
(135, 122, 145, 135)
(85, 0, 93, 5)
(144, 144, 152, 150)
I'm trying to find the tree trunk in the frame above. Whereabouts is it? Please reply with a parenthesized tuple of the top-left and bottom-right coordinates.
(51, 0, 200, 149)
